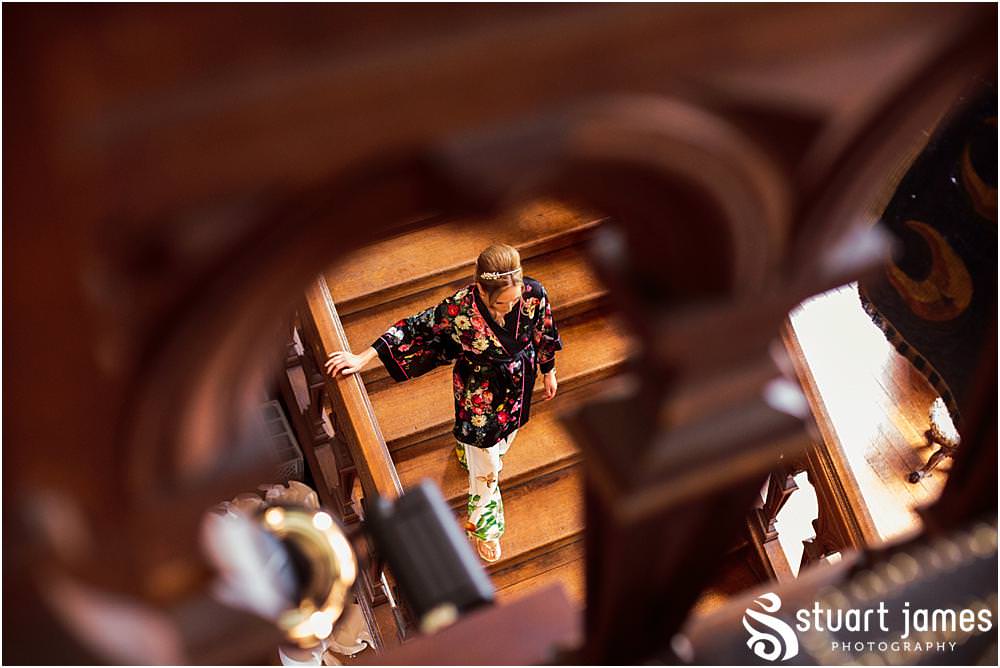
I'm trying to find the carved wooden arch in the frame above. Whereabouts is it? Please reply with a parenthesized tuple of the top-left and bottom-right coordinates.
(114, 92, 790, 592)
(105, 10, 994, 650)
(115, 156, 453, 573)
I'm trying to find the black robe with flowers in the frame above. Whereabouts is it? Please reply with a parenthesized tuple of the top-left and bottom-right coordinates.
(372, 276, 562, 448)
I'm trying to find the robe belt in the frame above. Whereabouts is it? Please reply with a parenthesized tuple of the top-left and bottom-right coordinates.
(465, 345, 535, 369)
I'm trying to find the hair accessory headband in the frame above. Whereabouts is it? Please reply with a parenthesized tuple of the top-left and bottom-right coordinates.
(478, 268, 522, 281)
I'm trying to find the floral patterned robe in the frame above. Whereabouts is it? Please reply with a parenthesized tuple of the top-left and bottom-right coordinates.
(372, 276, 562, 448)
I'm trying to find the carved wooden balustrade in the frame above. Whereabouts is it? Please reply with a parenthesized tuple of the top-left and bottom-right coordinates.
(746, 459, 803, 585)
(289, 279, 414, 647)
(278, 323, 356, 521)
(5, 4, 995, 664)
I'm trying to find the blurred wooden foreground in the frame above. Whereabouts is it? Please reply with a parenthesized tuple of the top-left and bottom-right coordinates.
(3, 4, 995, 664)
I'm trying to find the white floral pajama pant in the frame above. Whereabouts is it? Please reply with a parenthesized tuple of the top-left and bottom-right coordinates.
(455, 429, 517, 542)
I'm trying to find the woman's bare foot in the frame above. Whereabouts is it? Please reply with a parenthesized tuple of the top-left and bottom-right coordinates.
(476, 538, 501, 563)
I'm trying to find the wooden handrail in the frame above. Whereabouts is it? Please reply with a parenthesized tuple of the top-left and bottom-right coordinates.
(303, 276, 403, 501)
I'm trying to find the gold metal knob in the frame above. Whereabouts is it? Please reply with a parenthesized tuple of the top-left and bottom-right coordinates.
(260, 507, 358, 648)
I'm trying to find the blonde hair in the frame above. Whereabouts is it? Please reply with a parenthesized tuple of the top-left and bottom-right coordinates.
(475, 243, 523, 303)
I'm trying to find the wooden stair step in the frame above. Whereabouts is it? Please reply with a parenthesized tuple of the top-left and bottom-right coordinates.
(493, 539, 585, 606)
(345, 245, 609, 386)
(466, 465, 584, 573)
(370, 313, 631, 451)
(395, 408, 580, 507)
(324, 200, 603, 316)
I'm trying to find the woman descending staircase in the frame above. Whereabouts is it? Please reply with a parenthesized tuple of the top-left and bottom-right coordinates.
(320, 201, 631, 608)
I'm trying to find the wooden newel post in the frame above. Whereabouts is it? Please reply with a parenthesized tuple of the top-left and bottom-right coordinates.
(558, 217, 810, 665)
(570, 370, 810, 664)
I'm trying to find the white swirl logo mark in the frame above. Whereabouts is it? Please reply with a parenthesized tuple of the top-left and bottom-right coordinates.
(742, 592, 799, 662)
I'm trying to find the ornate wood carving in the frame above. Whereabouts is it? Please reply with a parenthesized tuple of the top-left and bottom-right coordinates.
(277, 323, 361, 523)
(760, 464, 802, 541)
(746, 462, 802, 584)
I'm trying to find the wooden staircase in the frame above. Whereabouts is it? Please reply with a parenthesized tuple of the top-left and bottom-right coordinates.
(321, 200, 630, 608)
(300, 200, 785, 644)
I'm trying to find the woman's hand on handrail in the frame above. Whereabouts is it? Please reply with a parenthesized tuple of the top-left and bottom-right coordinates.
(325, 347, 377, 377)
